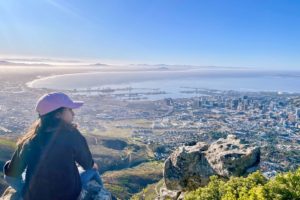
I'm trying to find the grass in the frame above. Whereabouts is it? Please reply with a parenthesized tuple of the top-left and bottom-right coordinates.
(129, 119, 153, 127)
(0, 137, 16, 163)
(80, 119, 165, 199)
(82, 134, 153, 173)
(0, 138, 16, 149)
(0, 122, 161, 198)
(131, 179, 165, 200)
(102, 161, 164, 199)
(83, 119, 154, 139)
(0, 137, 16, 195)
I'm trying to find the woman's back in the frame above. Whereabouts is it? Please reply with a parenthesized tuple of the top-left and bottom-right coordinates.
(6, 124, 94, 200)
(4, 92, 95, 200)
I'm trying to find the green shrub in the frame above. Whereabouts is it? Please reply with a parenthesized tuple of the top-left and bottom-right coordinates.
(185, 168, 300, 200)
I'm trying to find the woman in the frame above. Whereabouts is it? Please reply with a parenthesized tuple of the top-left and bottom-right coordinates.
(3, 92, 102, 200)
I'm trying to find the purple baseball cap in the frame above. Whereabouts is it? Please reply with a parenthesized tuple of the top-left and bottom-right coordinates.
(35, 92, 84, 116)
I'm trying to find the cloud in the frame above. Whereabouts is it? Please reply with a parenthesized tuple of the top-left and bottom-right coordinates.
(45, 0, 92, 25)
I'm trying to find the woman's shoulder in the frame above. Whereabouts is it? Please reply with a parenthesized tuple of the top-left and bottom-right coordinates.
(59, 122, 77, 132)
(61, 123, 83, 138)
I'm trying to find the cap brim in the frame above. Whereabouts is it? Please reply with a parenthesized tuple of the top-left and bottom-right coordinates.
(68, 101, 84, 109)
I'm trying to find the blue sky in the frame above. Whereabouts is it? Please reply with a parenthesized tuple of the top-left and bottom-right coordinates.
(0, 0, 300, 69)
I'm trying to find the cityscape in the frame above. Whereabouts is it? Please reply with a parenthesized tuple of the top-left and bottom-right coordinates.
(1, 67, 300, 180)
(1, 1, 300, 198)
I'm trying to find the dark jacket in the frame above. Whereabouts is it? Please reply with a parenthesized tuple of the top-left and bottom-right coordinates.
(3, 123, 94, 200)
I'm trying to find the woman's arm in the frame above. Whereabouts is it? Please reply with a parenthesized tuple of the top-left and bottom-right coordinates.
(72, 130, 95, 170)
(3, 144, 29, 178)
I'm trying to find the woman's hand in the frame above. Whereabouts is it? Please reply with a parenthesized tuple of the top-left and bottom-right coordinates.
(93, 162, 99, 170)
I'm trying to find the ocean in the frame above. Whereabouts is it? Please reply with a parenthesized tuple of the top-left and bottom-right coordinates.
(27, 69, 300, 100)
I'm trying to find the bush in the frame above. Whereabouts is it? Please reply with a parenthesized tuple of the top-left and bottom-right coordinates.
(185, 168, 300, 200)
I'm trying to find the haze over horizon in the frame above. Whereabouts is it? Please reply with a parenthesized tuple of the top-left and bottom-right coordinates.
(0, 0, 300, 70)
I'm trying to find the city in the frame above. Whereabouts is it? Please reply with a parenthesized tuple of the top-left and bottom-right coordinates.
(1, 69, 300, 179)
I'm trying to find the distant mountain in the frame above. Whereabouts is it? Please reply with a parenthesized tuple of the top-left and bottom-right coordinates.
(0, 61, 16, 66)
(129, 64, 169, 67)
(4, 58, 82, 63)
(89, 63, 111, 67)
(0, 60, 51, 66)
(156, 66, 169, 70)
(128, 63, 235, 69)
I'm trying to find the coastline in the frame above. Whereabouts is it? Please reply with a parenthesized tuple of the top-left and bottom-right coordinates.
(26, 69, 300, 96)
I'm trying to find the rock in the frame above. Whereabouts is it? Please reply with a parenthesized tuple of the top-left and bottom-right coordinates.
(206, 134, 260, 177)
(0, 187, 21, 200)
(1, 181, 114, 200)
(156, 187, 182, 200)
(79, 181, 113, 200)
(163, 135, 260, 191)
(164, 142, 214, 190)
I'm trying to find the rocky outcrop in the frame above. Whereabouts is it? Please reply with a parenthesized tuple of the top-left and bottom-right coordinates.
(0, 181, 114, 200)
(164, 142, 214, 191)
(163, 135, 260, 191)
(206, 135, 260, 177)
(156, 187, 184, 200)
(79, 181, 113, 200)
(0, 187, 19, 200)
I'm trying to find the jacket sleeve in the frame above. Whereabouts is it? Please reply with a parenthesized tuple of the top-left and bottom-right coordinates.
(72, 130, 94, 170)
(3, 143, 29, 178)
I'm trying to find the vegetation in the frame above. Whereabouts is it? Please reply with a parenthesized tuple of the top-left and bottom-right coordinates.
(86, 119, 153, 139)
(83, 134, 152, 173)
(0, 137, 16, 194)
(185, 168, 300, 200)
(0, 138, 16, 149)
(131, 179, 164, 200)
(103, 161, 163, 199)
(206, 131, 228, 141)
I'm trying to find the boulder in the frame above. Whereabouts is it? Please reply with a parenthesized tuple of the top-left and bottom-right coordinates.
(155, 187, 182, 200)
(164, 142, 214, 190)
(1, 181, 114, 200)
(0, 187, 20, 200)
(78, 180, 114, 200)
(163, 135, 260, 191)
(206, 134, 260, 177)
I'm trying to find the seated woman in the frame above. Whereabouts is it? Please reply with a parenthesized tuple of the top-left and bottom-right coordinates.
(2, 92, 103, 200)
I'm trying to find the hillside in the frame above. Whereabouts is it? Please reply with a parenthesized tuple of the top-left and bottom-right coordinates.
(0, 137, 16, 194)
(131, 179, 164, 200)
(133, 168, 300, 200)
(83, 133, 153, 173)
(0, 134, 160, 199)
(185, 168, 300, 200)
(2, 133, 300, 200)
(102, 161, 163, 199)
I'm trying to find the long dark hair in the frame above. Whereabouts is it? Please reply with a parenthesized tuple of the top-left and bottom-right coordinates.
(17, 107, 76, 148)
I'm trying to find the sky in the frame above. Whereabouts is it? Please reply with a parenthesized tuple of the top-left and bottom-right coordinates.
(0, 0, 300, 69)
